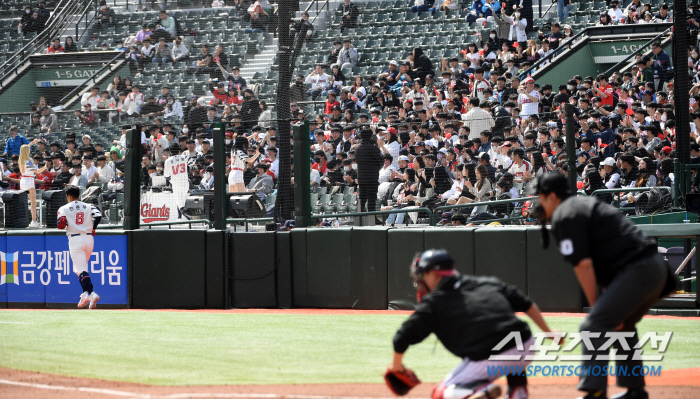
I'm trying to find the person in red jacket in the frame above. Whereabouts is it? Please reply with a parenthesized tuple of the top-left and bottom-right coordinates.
(324, 92, 340, 114)
(35, 164, 54, 190)
(47, 38, 64, 54)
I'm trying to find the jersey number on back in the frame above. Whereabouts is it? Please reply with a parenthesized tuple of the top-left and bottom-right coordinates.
(76, 212, 84, 225)
(172, 164, 186, 175)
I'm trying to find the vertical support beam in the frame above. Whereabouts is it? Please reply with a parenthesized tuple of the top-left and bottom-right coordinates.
(123, 127, 141, 230)
(674, 0, 690, 204)
(213, 122, 226, 230)
(293, 122, 311, 227)
(564, 103, 577, 193)
(275, 0, 294, 222)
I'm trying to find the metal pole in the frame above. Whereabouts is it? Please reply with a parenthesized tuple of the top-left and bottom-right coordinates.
(123, 127, 142, 230)
(674, 0, 690, 166)
(213, 122, 226, 230)
(564, 103, 577, 193)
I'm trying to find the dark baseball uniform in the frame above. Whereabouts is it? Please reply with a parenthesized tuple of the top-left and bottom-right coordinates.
(393, 274, 535, 391)
(550, 196, 666, 392)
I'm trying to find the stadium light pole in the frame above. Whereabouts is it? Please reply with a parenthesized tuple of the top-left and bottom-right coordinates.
(673, 0, 690, 206)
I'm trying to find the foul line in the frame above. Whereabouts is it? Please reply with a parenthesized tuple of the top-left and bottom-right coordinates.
(0, 379, 424, 399)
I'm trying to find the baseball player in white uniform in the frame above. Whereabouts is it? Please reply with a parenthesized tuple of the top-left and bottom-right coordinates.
(57, 186, 102, 309)
(163, 144, 190, 218)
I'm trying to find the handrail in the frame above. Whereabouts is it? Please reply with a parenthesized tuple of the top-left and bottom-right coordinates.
(590, 186, 672, 197)
(226, 217, 275, 232)
(309, 207, 435, 226)
(59, 51, 124, 105)
(518, 28, 587, 80)
(0, 0, 88, 85)
(303, 0, 331, 25)
(74, 0, 96, 43)
(97, 219, 213, 229)
(604, 27, 671, 75)
(434, 196, 533, 214)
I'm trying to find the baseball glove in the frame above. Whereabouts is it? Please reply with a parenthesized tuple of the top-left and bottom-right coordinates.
(384, 367, 421, 396)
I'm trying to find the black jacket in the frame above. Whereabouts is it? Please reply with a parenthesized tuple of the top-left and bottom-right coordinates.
(491, 105, 511, 137)
(393, 274, 533, 360)
(413, 53, 434, 81)
(354, 140, 383, 183)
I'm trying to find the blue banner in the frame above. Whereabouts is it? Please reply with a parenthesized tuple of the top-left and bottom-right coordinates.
(0, 235, 128, 305)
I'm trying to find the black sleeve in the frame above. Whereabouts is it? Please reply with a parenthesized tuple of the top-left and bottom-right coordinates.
(552, 210, 591, 266)
(500, 281, 533, 312)
(392, 301, 435, 354)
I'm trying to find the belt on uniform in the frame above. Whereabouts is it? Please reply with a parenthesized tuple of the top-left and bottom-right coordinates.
(21, 175, 33, 178)
(232, 168, 244, 171)
(70, 233, 88, 237)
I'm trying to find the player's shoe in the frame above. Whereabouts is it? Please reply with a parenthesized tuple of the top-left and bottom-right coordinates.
(77, 292, 90, 308)
(438, 382, 501, 399)
(88, 292, 100, 309)
(29, 221, 40, 228)
(610, 389, 648, 399)
(505, 385, 528, 399)
(576, 391, 607, 399)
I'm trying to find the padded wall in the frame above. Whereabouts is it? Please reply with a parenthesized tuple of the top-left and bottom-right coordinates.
(387, 229, 424, 309)
(132, 230, 206, 308)
(275, 232, 293, 309)
(424, 228, 477, 275)
(230, 232, 277, 308)
(351, 227, 389, 309)
(474, 228, 528, 292)
(526, 228, 582, 311)
(206, 230, 226, 309)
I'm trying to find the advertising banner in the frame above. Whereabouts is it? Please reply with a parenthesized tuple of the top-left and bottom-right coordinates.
(1, 234, 128, 306)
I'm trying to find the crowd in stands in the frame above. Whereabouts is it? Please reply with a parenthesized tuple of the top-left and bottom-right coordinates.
(1, 0, 696, 227)
(19, 1, 50, 34)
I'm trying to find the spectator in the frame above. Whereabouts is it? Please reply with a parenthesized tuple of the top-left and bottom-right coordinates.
(518, 76, 540, 119)
(134, 24, 153, 46)
(217, 62, 247, 91)
(326, 41, 342, 68)
(81, 86, 101, 111)
(538, 23, 563, 51)
(245, 0, 268, 34)
(36, 1, 50, 28)
(3, 127, 30, 158)
(53, 162, 72, 189)
(19, 5, 33, 33)
(305, 64, 331, 99)
(354, 129, 383, 212)
(69, 163, 88, 188)
(651, 42, 670, 91)
(462, 99, 495, 140)
(158, 10, 177, 37)
(410, 0, 435, 16)
(123, 85, 144, 116)
(140, 96, 164, 118)
(94, 0, 115, 35)
(75, 105, 97, 128)
(557, 0, 570, 22)
(28, 11, 44, 33)
(258, 101, 272, 127)
(152, 37, 172, 64)
(293, 12, 314, 54)
(139, 37, 156, 70)
(608, 0, 623, 23)
(289, 74, 308, 104)
(64, 36, 78, 52)
(39, 106, 58, 133)
(335, 38, 358, 70)
(47, 38, 64, 54)
(107, 76, 125, 99)
(212, 0, 226, 7)
(246, 163, 274, 197)
(172, 37, 189, 62)
(164, 95, 184, 119)
(412, 47, 434, 81)
(337, 0, 359, 33)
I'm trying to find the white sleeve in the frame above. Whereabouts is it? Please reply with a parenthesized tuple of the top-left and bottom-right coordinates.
(605, 173, 620, 189)
(91, 204, 102, 219)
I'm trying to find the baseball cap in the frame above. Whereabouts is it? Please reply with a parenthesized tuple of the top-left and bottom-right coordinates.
(398, 155, 410, 161)
(576, 151, 590, 160)
(479, 152, 490, 161)
(661, 146, 672, 155)
(603, 157, 616, 166)
(390, 60, 398, 66)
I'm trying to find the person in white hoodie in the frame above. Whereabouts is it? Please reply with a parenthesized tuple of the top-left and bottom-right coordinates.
(171, 36, 189, 62)
(508, 7, 527, 48)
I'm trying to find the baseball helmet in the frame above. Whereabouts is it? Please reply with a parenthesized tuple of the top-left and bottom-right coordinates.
(411, 249, 455, 277)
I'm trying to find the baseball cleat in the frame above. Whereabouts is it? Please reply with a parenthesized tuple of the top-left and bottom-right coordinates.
(77, 292, 90, 308)
(474, 384, 502, 399)
(88, 292, 100, 309)
(505, 385, 527, 399)
(576, 391, 607, 399)
(610, 389, 648, 399)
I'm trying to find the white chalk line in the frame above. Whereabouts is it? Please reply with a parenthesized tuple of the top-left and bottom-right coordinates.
(0, 379, 425, 399)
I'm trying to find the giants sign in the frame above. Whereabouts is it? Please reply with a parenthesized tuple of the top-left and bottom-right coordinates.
(139, 192, 180, 224)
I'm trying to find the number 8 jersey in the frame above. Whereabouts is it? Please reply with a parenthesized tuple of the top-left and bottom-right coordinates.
(57, 200, 102, 235)
(164, 154, 189, 185)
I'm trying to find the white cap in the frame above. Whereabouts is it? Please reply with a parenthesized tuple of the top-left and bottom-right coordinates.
(390, 60, 398, 66)
(82, 134, 91, 140)
(439, 148, 448, 154)
(603, 157, 616, 166)
(399, 155, 410, 161)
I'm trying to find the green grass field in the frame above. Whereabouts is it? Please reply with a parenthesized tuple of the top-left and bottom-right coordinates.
(0, 311, 698, 385)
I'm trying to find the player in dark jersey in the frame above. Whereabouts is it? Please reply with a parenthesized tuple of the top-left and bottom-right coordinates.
(534, 173, 678, 399)
(390, 249, 556, 399)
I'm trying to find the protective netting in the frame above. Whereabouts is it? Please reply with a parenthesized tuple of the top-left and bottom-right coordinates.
(0, 0, 691, 230)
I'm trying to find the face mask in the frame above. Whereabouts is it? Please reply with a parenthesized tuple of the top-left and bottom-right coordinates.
(344, 166, 351, 172)
(495, 187, 502, 194)
(352, 163, 358, 170)
(443, 78, 450, 83)
(26, 9, 31, 13)
(567, 85, 574, 90)
(314, 157, 321, 163)
(245, 96, 251, 100)
(182, 128, 189, 134)
(149, 172, 156, 177)
(490, 34, 496, 39)
(156, 167, 163, 173)
(505, 107, 512, 113)
(203, 173, 211, 180)
(661, 114, 667, 121)
(335, 45, 341, 50)
(515, 13, 520, 17)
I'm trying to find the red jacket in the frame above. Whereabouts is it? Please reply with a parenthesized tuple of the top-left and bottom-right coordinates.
(36, 171, 54, 190)
(47, 45, 64, 54)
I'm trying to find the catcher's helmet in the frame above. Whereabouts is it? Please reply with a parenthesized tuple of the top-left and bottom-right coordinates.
(411, 249, 455, 276)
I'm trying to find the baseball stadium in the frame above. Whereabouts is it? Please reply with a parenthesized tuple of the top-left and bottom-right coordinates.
(0, 0, 699, 398)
